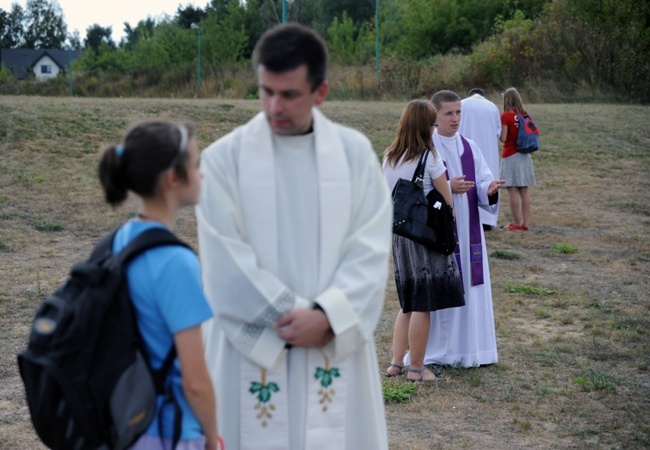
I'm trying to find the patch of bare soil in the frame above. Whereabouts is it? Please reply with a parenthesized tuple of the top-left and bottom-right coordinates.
(1, 98, 648, 449)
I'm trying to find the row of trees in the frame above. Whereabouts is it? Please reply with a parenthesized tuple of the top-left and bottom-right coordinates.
(1, 0, 648, 102)
(0, 0, 549, 57)
(0, 0, 67, 49)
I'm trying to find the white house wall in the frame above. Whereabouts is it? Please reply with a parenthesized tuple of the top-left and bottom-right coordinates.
(33, 55, 60, 82)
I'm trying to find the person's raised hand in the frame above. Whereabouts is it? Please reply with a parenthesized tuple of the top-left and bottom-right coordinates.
(450, 175, 474, 194)
(487, 179, 506, 196)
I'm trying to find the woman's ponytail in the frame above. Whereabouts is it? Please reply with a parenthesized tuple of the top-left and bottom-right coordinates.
(98, 144, 129, 206)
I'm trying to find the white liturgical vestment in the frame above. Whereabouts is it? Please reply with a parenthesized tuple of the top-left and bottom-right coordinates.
(196, 108, 392, 449)
(459, 94, 502, 227)
(406, 130, 498, 368)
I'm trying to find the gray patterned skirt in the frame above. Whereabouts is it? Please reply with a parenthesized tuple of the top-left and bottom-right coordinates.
(500, 152, 536, 187)
(392, 234, 465, 313)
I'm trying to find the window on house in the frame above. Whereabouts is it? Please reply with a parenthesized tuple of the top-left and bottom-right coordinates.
(41, 65, 52, 74)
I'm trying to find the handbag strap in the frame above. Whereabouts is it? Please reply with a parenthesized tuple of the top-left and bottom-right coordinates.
(411, 148, 430, 185)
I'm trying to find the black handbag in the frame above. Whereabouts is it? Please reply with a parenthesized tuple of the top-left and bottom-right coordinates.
(426, 187, 456, 255)
(392, 148, 455, 253)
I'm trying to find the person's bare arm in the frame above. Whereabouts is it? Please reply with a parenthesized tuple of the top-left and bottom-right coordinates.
(432, 173, 454, 209)
(499, 125, 508, 143)
(175, 325, 219, 450)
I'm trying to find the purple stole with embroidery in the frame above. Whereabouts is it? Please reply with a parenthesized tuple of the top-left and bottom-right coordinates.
(455, 136, 485, 287)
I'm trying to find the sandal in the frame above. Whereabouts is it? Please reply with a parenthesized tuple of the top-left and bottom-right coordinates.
(407, 367, 439, 382)
(503, 223, 523, 231)
(428, 365, 443, 379)
(385, 363, 405, 378)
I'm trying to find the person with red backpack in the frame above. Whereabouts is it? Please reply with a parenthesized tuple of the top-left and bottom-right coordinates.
(500, 87, 537, 231)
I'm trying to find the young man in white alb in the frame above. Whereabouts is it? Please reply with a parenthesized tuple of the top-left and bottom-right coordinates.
(414, 90, 504, 368)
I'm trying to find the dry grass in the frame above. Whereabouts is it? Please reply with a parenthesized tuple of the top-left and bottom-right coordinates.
(0, 97, 648, 449)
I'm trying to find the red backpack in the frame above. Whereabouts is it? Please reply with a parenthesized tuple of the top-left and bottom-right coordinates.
(516, 113, 540, 153)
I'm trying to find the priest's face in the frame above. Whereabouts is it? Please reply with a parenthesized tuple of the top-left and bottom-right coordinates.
(435, 100, 462, 137)
(258, 64, 329, 135)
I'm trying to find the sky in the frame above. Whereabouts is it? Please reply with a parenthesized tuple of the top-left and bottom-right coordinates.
(0, 0, 203, 42)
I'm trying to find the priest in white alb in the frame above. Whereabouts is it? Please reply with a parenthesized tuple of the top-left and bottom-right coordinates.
(196, 24, 392, 450)
(407, 90, 505, 368)
(458, 88, 502, 229)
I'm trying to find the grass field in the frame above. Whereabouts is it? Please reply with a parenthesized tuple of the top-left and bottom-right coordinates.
(1, 97, 648, 449)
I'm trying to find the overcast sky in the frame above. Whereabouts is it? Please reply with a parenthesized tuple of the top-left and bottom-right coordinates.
(0, 0, 204, 42)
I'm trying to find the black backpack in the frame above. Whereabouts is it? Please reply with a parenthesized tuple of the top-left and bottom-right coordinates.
(17, 227, 190, 450)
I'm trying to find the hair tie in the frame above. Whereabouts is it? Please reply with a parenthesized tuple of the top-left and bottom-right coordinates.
(116, 145, 124, 158)
(178, 125, 189, 153)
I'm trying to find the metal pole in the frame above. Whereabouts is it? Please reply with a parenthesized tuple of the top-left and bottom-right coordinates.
(282, 0, 287, 23)
(375, 0, 380, 80)
(197, 27, 201, 97)
(68, 49, 73, 97)
(191, 23, 201, 97)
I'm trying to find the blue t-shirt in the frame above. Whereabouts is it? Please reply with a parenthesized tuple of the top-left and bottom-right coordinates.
(113, 220, 213, 440)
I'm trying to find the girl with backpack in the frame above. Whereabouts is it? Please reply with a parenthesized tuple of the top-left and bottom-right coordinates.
(98, 120, 222, 450)
(500, 87, 537, 231)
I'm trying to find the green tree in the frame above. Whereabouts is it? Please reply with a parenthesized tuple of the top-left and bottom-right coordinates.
(563, 0, 649, 95)
(391, 0, 549, 58)
(469, 10, 535, 86)
(121, 18, 156, 50)
(201, 2, 249, 67)
(467, 0, 650, 101)
(0, 9, 9, 47)
(209, 0, 240, 18)
(301, 0, 374, 37)
(176, 4, 208, 29)
(84, 24, 116, 54)
(23, 0, 67, 49)
(125, 20, 195, 84)
(0, 4, 25, 48)
(328, 12, 374, 66)
(67, 29, 81, 50)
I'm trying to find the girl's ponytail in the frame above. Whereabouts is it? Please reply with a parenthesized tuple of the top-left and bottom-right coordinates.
(98, 144, 129, 206)
(97, 120, 195, 207)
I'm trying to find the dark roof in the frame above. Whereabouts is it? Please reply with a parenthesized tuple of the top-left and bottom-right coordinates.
(1, 49, 81, 79)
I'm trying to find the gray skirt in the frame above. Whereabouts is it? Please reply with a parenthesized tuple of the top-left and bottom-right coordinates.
(392, 234, 465, 313)
(501, 152, 536, 187)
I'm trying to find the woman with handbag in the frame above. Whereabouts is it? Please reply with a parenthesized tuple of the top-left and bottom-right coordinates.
(500, 87, 537, 231)
(382, 100, 465, 381)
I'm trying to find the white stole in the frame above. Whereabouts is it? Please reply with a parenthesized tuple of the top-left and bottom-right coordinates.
(237, 108, 351, 449)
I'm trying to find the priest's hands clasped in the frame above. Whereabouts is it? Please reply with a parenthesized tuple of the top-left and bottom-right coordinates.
(275, 309, 334, 348)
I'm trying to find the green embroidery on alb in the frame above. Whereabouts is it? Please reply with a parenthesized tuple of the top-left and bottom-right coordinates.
(315, 356, 340, 411)
(314, 367, 340, 388)
(249, 381, 280, 403)
(250, 369, 278, 427)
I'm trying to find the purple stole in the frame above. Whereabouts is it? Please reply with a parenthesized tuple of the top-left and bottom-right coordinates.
(455, 136, 485, 287)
